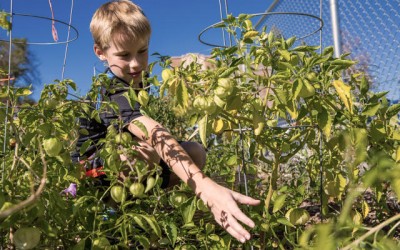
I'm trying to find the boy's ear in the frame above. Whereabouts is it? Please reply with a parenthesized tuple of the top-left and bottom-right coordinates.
(94, 44, 107, 61)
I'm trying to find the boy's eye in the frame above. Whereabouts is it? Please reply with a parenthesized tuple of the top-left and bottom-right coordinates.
(139, 48, 148, 54)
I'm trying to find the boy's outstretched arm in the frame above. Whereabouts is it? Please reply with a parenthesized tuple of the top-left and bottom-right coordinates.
(128, 115, 260, 243)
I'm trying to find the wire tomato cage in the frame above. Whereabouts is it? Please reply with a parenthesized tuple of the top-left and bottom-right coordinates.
(1, 0, 77, 184)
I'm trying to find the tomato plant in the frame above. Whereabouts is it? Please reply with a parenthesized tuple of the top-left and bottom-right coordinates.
(0, 14, 399, 249)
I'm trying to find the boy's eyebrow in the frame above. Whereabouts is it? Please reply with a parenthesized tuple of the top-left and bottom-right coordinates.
(113, 44, 149, 54)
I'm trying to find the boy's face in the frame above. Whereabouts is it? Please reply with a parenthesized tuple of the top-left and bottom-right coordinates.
(94, 35, 149, 85)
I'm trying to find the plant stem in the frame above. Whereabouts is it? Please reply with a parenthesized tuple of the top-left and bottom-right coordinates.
(340, 213, 400, 250)
(264, 158, 279, 212)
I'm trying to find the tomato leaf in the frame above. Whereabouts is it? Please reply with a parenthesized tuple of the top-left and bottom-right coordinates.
(180, 197, 196, 224)
(176, 79, 188, 108)
(164, 221, 178, 247)
(273, 194, 287, 213)
(198, 115, 208, 147)
(333, 80, 353, 114)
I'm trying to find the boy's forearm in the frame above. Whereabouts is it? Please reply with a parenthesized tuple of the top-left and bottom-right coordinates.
(128, 116, 210, 190)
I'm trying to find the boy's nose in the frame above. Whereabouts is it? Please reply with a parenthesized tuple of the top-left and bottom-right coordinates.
(129, 57, 139, 68)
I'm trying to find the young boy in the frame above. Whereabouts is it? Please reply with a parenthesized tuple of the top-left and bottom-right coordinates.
(84, 0, 260, 243)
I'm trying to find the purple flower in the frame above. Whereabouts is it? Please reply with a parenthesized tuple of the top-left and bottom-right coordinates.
(61, 183, 77, 198)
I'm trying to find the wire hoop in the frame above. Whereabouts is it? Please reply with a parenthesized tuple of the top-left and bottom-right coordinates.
(0, 12, 79, 45)
(198, 12, 324, 48)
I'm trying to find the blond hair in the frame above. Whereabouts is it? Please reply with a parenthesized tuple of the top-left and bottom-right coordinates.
(90, 0, 151, 50)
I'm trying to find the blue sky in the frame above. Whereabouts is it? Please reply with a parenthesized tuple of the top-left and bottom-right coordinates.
(1, 0, 273, 100)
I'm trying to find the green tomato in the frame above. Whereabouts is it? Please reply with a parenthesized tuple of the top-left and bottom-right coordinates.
(13, 227, 41, 250)
(115, 132, 132, 145)
(44, 98, 58, 109)
(107, 125, 118, 137)
(129, 183, 145, 198)
(217, 78, 234, 93)
(197, 199, 209, 212)
(214, 86, 229, 99)
(110, 185, 126, 203)
(285, 208, 310, 226)
(193, 96, 208, 111)
(42, 138, 62, 157)
(170, 192, 188, 207)
(92, 237, 111, 250)
(138, 89, 149, 106)
(161, 68, 174, 82)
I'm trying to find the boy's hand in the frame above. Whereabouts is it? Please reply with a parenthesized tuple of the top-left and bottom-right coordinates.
(194, 177, 260, 243)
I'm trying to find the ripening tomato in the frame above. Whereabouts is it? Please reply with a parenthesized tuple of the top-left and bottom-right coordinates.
(42, 138, 62, 157)
(115, 132, 132, 145)
(92, 237, 111, 250)
(129, 183, 145, 198)
(13, 227, 41, 250)
(110, 185, 126, 203)
(138, 89, 149, 106)
(170, 192, 188, 207)
(161, 69, 174, 82)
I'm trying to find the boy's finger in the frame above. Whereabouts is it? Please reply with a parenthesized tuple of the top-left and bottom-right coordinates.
(224, 219, 250, 243)
(233, 192, 261, 205)
(231, 207, 256, 228)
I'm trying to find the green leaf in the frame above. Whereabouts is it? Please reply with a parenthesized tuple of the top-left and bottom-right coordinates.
(273, 194, 287, 213)
(333, 80, 353, 114)
(164, 221, 178, 247)
(90, 109, 101, 123)
(159, 81, 167, 97)
(133, 235, 150, 249)
(286, 36, 296, 48)
(291, 45, 320, 52)
(15, 88, 32, 97)
(219, 66, 237, 78)
(132, 214, 149, 234)
(131, 120, 148, 139)
(122, 88, 138, 110)
(317, 107, 333, 138)
(322, 46, 334, 56)
(198, 115, 208, 147)
(141, 214, 162, 238)
(268, 31, 274, 44)
(180, 197, 197, 224)
(243, 30, 259, 39)
(285, 208, 310, 225)
(331, 59, 356, 67)
(292, 79, 302, 100)
(386, 103, 400, 118)
(176, 79, 188, 108)
(226, 155, 238, 166)
(278, 49, 291, 61)
(360, 75, 369, 95)
(277, 217, 295, 228)
(362, 102, 381, 116)
(80, 139, 93, 156)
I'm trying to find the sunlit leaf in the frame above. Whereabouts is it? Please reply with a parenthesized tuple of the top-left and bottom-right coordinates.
(164, 222, 178, 246)
(198, 115, 208, 147)
(273, 194, 287, 213)
(317, 107, 333, 138)
(180, 197, 196, 224)
(285, 208, 310, 225)
(333, 80, 353, 114)
(362, 200, 370, 219)
(176, 79, 188, 108)
(362, 102, 380, 116)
